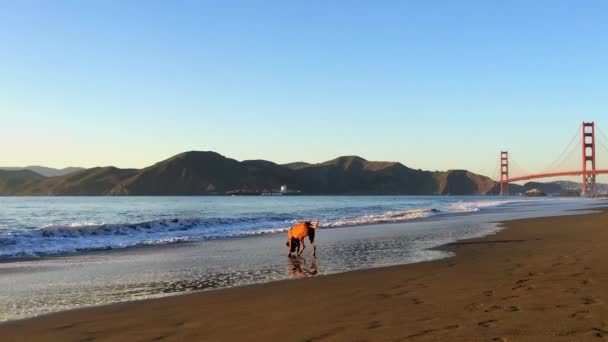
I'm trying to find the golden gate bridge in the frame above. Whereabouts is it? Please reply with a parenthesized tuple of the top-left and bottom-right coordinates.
(498, 122, 608, 196)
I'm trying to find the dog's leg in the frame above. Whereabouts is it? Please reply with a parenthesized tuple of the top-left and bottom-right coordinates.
(298, 239, 306, 255)
(312, 242, 317, 257)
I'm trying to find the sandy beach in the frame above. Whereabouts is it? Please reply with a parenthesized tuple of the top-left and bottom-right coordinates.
(2, 207, 608, 341)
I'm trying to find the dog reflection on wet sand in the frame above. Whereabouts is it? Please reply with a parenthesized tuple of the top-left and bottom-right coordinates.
(288, 256, 318, 277)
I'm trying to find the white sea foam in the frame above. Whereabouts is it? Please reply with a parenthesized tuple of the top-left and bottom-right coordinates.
(324, 208, 439, 227)
(444, 200, 511, 213)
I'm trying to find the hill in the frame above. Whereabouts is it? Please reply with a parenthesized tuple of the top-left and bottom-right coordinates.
(433, 170, 497, 195)
(14, 167, 139, 195)
(0, 169, 46, 195)
(109, 152, 288, 195)
(289, 156, 437, 195)
(282, 162, 312, 170)
(0, 151, 515, 196)
(0, 166, 84, 177)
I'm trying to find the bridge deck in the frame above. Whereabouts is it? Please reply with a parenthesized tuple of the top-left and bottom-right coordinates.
(502, 169, 608, 183)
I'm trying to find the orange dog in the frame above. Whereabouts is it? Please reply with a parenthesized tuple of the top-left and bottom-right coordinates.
(286, 220, 319, 257)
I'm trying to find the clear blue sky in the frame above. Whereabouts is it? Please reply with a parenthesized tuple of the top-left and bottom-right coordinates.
(2, 1, 608, 179)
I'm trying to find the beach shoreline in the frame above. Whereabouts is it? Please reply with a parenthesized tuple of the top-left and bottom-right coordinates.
(2, 205, 608, 341)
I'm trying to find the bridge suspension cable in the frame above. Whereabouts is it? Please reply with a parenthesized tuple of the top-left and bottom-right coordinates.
(508, 156, 531, 179)
(540, 127, 581, 174)
(593, 127, 608, 179)
(594, 127, 608, 161)
(490, 158, 500, 182)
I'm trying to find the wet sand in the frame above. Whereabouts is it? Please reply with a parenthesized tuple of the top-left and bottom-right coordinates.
(2, 208, 608, 341)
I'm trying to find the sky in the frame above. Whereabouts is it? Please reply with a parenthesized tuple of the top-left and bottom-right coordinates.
(2, 1, 608, 179)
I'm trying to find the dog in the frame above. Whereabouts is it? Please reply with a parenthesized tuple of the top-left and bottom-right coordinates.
(286, 220, 319, 257)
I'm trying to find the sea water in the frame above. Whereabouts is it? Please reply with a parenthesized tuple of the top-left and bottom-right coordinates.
(0, 196, 600, 321)
(0, 195, 526, 260)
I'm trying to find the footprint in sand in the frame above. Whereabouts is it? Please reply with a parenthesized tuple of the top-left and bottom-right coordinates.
(478, 319, 498, 328)
(582, 296, 598, 305)
(593, 327, 608, 338)
(511, 279, 533, 290)
(404, 328, 437, 338)
(465, 303, 484, 312)
(367, 320, 382, 330)
(565, 288, 579, 294)
(416, 317, 434, 322)
(411, 298, 423, 304)
(501, 295, 519, 301)
(403, 325, 460, 339)
(556, 329, 580, 337)
(569, 309, 590, 319)
(555, 304, 576, 309)
(393, 290, 411, 296)
(484, 305, 503, 313)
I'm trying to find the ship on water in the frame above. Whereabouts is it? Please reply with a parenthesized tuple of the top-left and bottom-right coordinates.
(226, 185, 302, 196)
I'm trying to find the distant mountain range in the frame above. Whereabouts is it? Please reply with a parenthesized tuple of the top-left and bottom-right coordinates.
(0, 152, 596, 196)
(0, 166, 85, 177)
(0, 151, 498, 195)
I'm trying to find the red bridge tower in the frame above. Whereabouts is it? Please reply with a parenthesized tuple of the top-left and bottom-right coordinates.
(582, 122, 596, 196)
(500, 151, 509, 196)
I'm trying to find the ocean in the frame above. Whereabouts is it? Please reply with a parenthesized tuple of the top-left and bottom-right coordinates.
(1, 195, 527, 260)
(0, 196, 600, 321)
